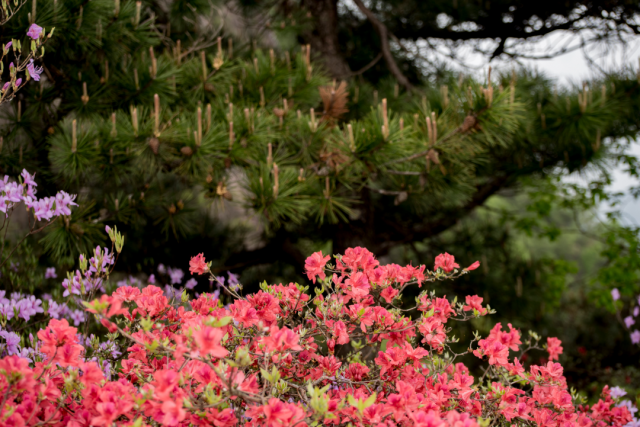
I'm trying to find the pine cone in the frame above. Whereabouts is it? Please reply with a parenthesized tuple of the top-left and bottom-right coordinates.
(180, 146, 193, 156)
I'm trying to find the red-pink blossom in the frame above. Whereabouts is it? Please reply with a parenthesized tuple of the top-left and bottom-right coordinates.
(189, 253, 208, 275)
(547, 337, 564, 361)
(305, 251, 330, 283)
(0, 247, 628, 427)
(466, 261, 480, 271)
(463, 295, 486, 315)
(192, 326, 229, 358)
(434, 252, 460, 272)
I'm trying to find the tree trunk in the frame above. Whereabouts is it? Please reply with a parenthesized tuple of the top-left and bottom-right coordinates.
(300, 0, 352, 78)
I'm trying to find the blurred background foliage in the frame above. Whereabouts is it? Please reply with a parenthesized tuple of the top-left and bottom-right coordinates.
(1, 0, 640, 399)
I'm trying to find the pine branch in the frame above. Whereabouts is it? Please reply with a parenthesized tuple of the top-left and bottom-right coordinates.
(351, 0, 414, 92)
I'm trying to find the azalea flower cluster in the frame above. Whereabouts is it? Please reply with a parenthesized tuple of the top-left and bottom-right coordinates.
(609, 387, 640, 427)
(0, 169, 77, 220)
(0, 246, 633, 427)
(0, 291, 44, 322)
(0, 23, 52, 105)
(611, 288, 640, 345)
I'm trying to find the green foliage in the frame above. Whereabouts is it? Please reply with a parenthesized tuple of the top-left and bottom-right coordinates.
(2, 0, 640, 399)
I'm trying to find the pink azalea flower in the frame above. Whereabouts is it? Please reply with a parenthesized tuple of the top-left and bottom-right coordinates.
(189, 253, 208, 275)
(611, 288, 620, 301)
(304, 251, 330, 283)
(466, 260, 480, 270)
(624, 316, 635, 328)
(434, 252, 459, 272)
(26, 23, 43, 40)
(27, 59, 43, 82)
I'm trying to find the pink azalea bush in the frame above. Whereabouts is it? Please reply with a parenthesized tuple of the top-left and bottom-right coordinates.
(0, 240, 636, 426)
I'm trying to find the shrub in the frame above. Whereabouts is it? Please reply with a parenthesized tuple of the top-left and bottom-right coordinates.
(0, 226, 636, 425)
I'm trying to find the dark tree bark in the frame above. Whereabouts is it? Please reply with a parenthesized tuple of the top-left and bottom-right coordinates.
(300, 0, 352, 78)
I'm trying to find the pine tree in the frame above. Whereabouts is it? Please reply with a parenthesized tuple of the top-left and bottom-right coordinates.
(0, 0, 639, 271)
(2, 0, 640, 394)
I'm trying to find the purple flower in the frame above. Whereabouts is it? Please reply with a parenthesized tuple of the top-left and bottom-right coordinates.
(4, 182, 22, 203)
(45, 267, 57, 279)
(100, 340, 121, 359)
(148, 274, 156, 284)
(88, 246, 114, 274)
(33, 197, 55, 221)
(105, 225, 111, 234)
(228, 271, 239, 286)
(610, 386, 627, 399)
(16, 296, 43, 320)
(0, 330, 20, 355)
(3, 42, 11, 52)
(612, 288, 621, 301)
(27, 59, 43, 82)
(168, 267, 184, 285)
(631, 330, 640, 344)
(185, 278, 197, 290)
(25, 184, 36, 198)
(14, 78, 22, 87)
(216, 276, 226, 287)
(26, 23, 43, 40)
(157, 264, 166, 274)
(635, 306, 639, 317)
(21, 169, 37, 187)
(54, 191, 78, 216)
(101, 359, 112, 380)
(15, 347, 33, 362)
(0, 303, 12, 320)
(1, 82, 9, 91)
(47, 301, 68, 319)
(116, 275, 141, 288)
(69, 309, 85, 326)
(62, 272, 82, 297)
(164, 285, 179, 298)
(625, 316, 635, 328)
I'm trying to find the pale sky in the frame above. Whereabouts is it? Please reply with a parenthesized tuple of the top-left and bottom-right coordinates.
(512, 34, 640, 225)
(452, 31, 640, 225)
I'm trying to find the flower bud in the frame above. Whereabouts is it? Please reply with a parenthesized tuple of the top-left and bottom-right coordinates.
(79, 254, 87, 272)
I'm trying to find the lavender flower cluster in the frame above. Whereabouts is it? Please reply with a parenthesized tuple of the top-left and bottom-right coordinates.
(62, 246, 114, 297)
(83, 334, 122, 379)
(0, 290, 86, 329)
(1, 24, 45, 93)
(0, 291, 43, 321)
(42, 296, 86, 326)
(0, 169, 77, 220)
(0, 330, 44, 361)
(611, 288, 640, 344)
